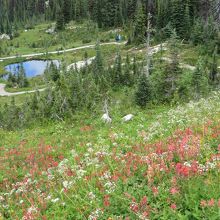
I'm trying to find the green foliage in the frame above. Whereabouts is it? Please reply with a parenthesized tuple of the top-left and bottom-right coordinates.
(6, 64, 29, 89)
(112, 52, 123, 86)
(56, 9, 65, 31)
(44, 62, 60, 82)
(123, 54, 134, 86)
(135, 74, 151, 107)
(190, 17, 220, 54)
(167, 29, 181, 74)
(191, 58, 209, 100)
(209, 46, 219, 84)
(93, 42, 105, 84)
(133, 3, 146, 44)
(63, 0, 71, 24)
(0, 2, 220, 218)
(1, 83, 220, 219)
(151, 30, 182, 102)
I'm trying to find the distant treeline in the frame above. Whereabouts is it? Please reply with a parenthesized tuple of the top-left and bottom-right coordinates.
(0, 0, 219, 37)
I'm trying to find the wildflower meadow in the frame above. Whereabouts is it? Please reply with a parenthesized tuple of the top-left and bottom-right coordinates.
(0, 91, 220, 219)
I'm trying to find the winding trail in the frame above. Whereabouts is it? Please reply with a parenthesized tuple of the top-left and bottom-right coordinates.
(0, 84, 46, 96)
(0, 42, 125, 96)
(0, 42, 125, 61)
(161, 57, 196, 71)
(1, 42, 218, 97)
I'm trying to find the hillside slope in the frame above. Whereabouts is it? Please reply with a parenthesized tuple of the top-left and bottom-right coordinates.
(0, 91, 219, 219)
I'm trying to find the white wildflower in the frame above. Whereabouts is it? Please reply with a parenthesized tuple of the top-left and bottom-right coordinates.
(51, 198, 60, 203)
(20, 200, 24, 204)
(88, 192, 96, 200)
(62, 180, 73, 189)
(0, 196, 4, 202)
(88, 208, 103, 220)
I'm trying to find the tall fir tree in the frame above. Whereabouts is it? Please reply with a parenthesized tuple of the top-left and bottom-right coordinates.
(133, 2, 146, 44)
(56, 8, 65, 30)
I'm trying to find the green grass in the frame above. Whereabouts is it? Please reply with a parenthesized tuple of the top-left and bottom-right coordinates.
(0, 22, 123, 58)
(4, 84, 45, 93)
(3, 75, 45, 93)
(0, 22, 220, 219)
(0, 91, 219, 219)
(0, 93, 32, 106)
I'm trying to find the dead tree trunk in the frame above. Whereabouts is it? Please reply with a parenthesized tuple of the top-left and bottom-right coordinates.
(145, 13, 152, 78)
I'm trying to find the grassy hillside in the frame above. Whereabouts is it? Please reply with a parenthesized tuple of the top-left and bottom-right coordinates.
(0, 1, 219, 219)
(0, 91, 219, 219)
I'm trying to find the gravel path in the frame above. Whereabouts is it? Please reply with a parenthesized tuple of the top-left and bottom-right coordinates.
(0, 42, 125, 61)
(2, 42, 217, 97)
(0, 83, 46, 96)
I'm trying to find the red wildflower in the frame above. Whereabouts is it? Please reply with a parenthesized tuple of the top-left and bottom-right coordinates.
(104, 195, 110, 207)
(200, 200, 207, 207)
(176, 163, 190, 177)
(152, 186, 159, 196)
(130, 202, 139, 213)
(170, 203, 177, 210)
(207, 198, 215, 207)
(142, 211, 149, 218)
(66, 169, 74, 177)
(140, 196, 148, 207)
(58, 155, 64, 160)
(170, 187, 179, 195)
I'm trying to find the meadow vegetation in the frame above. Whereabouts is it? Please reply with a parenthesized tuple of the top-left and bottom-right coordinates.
(0, 0, 219, 219)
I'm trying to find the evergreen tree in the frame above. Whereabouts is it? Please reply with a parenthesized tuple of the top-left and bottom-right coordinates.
(113, 52, 123, 86)
(135, 74, 151, 107)
(56, 9, 65, 31)
(210, 46, 218, 83)
(133, 3, 146, 44)
(192, 58, 209, 99)
(183, 2, 191, 39)
(168, 29, 181, 75)
(17, 64, 29, 88)
(133, 55, 138, 76)
(162, 29, 182, 100)
(49, 62, 60, 82)
(63, 0, 71, 23)
(93, 41, 104, 83)
(170, 0, 185, 37)
(123, 54, 133, 86)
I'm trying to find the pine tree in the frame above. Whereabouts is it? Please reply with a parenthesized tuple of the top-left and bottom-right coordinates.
(162, 29, 182, 100)
(192, 58, 209, 99)
(17, 64, 29, 88)
(56, 9, 65, 31)
(123, 54, 133, 86)
(113, 52, 123, 86)
(50, 62, 60, 82)
(210, 46, 218, 83)
(93, 41, 104, 83)
(127, 0, 137, 20)
(133, 3, 146, 44)
(184, 2, 191, 39)
(63, 0, 71, 24)
(168, 29, 181, 75)
(133, 55, 138, 76)
(170, 0, 185, 37)
(135, 74, 151, 107)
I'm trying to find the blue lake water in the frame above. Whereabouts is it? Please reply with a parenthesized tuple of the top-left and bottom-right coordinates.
(5, 60, 60, 78)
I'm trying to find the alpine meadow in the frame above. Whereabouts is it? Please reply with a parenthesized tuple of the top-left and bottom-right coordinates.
(0, 0, 220, 219)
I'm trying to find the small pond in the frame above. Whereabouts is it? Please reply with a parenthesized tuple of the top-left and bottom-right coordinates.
(5, 60, 60, 78)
